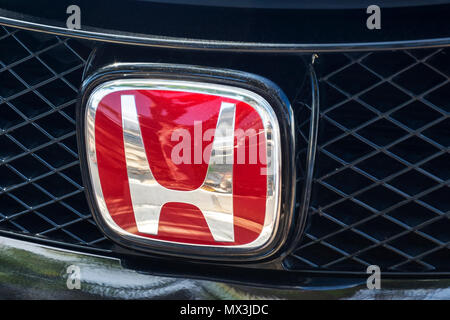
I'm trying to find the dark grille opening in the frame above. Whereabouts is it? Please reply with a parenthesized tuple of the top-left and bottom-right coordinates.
(0, 26, 448, 275)
(0, 26, 112, 251)
(287, 48, 450, 273)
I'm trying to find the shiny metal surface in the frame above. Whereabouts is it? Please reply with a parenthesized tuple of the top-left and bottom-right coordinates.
(85, 79, 282, 252)
(122, 95, 235, 241)
(1, 235, 449, 299)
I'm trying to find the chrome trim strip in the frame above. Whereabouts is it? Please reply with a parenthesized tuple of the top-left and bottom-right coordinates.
(85, 79, 282, 252)
(1, 16, 450, 52)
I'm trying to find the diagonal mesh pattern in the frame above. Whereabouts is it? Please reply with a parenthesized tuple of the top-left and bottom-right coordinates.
(0, 26, 112, 250)
(0, 26, 448, 274)
(287, 49, 450, 273)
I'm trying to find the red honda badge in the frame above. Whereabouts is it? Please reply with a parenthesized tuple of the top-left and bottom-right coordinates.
(83, 77, 283, 257)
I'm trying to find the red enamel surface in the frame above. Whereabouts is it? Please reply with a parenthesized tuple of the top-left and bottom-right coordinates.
(94, 89, 267, 245)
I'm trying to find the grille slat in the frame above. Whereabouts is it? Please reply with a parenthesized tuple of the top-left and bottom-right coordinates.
(288, 49, 450, 273)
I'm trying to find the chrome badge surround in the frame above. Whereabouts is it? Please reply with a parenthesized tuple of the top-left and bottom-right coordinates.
(84, 78, 284, 257)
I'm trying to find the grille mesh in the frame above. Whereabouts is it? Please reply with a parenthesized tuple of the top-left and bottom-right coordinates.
(0, 26, 112, 250)
(287, 49, 450, 273)
(0, 26, 448, 273)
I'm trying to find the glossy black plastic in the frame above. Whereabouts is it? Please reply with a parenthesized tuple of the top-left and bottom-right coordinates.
(1, 1, 450, 51)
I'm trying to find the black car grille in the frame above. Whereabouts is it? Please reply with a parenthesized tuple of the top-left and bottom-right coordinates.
(0, 26, 448, 274)
(0, 26, 112, 250)
(286, 49, 450, 273)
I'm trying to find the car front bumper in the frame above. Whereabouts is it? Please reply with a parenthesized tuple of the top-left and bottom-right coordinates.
(1, 236, 449, 299)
